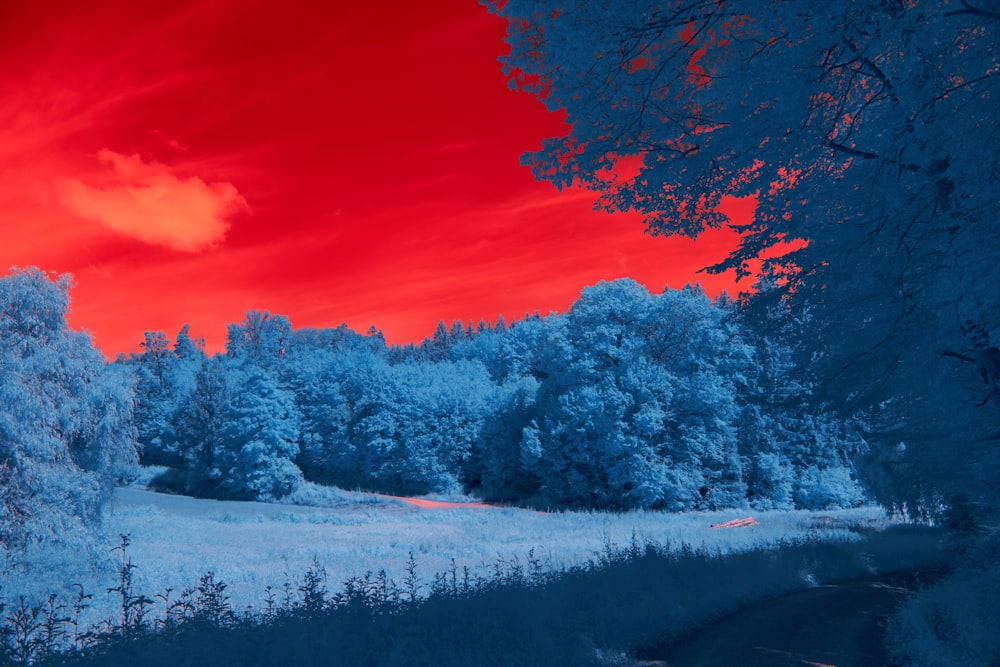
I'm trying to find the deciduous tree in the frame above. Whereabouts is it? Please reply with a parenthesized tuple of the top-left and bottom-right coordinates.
(486, 0, 999, 514)
(0, 267, 137, 573)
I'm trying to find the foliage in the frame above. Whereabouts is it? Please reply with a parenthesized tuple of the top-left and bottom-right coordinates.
(225, 310, 291, 368)
(0, 267, 138, 575)
(129, 327, 205, 466)
(888, 556, 1000, 666)
(175, 358, 302, 501)
(485, 0, 1000, 517)
(517, 281, 750, 509)
(0, 245, 834, 516)
(122, 278, 865, 509)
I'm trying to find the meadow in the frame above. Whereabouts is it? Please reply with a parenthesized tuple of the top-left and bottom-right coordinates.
(7, 469, 896, 633)
(2, 468, 957, 666)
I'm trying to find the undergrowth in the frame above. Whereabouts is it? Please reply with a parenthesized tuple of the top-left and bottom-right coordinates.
(0, 525, 948, 667)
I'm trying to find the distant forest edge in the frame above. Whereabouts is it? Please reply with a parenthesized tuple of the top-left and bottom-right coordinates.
(2, 266, 864, 538)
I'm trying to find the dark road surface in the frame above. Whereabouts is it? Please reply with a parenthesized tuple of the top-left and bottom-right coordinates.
(633, 570, 942, 667)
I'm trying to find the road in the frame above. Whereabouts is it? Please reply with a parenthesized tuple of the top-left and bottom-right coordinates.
(633, 570, 943, 667)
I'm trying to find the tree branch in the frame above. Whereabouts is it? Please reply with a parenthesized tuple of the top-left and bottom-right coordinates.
(939, 349, 977, 365)
(945, 0, 1000, 19)
(909, 71, 998, 124)
(825, 139, 879, 159)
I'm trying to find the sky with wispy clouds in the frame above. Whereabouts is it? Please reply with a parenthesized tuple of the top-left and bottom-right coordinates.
(0, 0, 748, 355)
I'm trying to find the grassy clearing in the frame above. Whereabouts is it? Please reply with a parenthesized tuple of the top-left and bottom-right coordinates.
(2, 474, 892, 636)
(20, 481, 887, 626)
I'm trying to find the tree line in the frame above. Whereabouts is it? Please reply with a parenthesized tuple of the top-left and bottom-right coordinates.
(124, 277, 865, 511)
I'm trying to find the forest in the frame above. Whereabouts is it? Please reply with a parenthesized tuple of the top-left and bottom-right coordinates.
(125, 277, 865, 512)
(1, 267, 865, 534)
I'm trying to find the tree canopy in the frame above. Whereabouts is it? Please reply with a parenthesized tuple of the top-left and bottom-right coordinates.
(485, 0, 999, 515)
(127, 279, 865, 511)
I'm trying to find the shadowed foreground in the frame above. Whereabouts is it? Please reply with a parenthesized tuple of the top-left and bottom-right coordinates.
(635, 570, 945, 667)
(36, 528, 949, 667)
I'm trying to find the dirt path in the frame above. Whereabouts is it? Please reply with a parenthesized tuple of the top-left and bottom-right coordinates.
(633, 570, 942, 667)
(377, 493, 495, 510)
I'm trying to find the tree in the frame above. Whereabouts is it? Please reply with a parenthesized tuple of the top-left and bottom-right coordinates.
(282, 346, 369, 489)
(486, 0, 999, 516)
(173, 357, 229, 493)
(126, 326, 206, 466)
(340, 357, 496, 495)
(217, 366, 302, 501)
(0, 267, 138, 573)
(735, 305, 867, 510)
(131, 332, 180, 465)
(226, 310, 291, 368)
(470, 374, 540, 502)
(173, 323, 207, 361)
(178, 358, 302, 501)
(520, 280, 755, 509)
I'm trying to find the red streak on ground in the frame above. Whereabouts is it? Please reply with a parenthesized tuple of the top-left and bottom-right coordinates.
(378, 494, 494, 510)
(710, 517, 758, 529)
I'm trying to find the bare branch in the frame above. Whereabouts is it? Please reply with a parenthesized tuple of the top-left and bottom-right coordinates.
(945, 1, 1000, 19)
(940, 349, 977, 364)
(825, 139, 879, 159)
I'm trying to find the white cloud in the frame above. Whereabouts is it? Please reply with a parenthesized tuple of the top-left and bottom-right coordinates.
(56, 150, 248, 252)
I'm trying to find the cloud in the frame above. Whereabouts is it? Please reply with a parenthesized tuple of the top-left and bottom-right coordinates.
(56, 150, 248, 252)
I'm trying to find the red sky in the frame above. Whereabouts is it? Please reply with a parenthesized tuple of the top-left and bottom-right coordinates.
(0, 0, 749, 357)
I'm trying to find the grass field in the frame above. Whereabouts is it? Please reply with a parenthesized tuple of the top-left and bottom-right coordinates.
(3, 470, 895, 633)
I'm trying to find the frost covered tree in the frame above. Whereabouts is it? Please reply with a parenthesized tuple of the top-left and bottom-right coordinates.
(520, 280, 755, 509)
(0, 267, 137, 572)
(338, 357, 496, 495)
(177, 358, 302, 501)
(129, 327, 204, 466)
(486, 0, 999, 516)
(226, 310, 291, 368)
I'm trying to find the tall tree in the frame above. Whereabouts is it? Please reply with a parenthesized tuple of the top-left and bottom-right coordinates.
(226, 310, 291, 368)
(520, 280, 756, 509)
(0, 267, 137, 573)
(177, 358, 302, 501)
(127, 326, 206, 466)
(132, 331, 180, 465)
(486, 0, 999, 515)
(173, 357, 229, 492)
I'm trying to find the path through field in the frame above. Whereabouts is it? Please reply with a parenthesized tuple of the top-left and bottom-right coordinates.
(377, 493, 495, 510)
(633, 569, 944, 667)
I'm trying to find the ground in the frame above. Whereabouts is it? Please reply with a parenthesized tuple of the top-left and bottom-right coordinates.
(8, 474, 888, 630)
